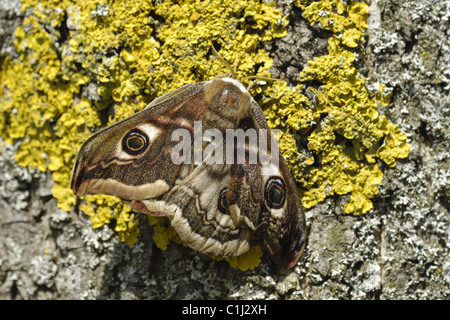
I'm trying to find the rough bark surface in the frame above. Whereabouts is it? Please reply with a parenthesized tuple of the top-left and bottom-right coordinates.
(0, 0, 448, 299)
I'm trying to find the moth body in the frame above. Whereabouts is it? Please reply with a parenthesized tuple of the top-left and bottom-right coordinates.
(71, 78, 307, 268)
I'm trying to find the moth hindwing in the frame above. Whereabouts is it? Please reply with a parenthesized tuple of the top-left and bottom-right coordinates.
(71, 77, 307, 268)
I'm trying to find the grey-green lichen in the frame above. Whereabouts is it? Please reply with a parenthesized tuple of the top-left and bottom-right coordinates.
(0, 142, 34, 210)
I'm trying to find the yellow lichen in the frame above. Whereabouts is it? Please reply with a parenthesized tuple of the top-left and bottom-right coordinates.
(296, 0, 368, 48)
(225, 246, 264, 271)
(212, 245, 264, 272)
(0, 0, 409, 271)
(148, 216, 183, 251)
(293, 29, 410, 214)
(259, 1, 410, 215)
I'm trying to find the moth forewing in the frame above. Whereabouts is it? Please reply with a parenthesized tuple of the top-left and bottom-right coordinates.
(144, 82, 198, 110)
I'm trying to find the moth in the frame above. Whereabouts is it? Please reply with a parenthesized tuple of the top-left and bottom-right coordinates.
(70, 77, 306, 268)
